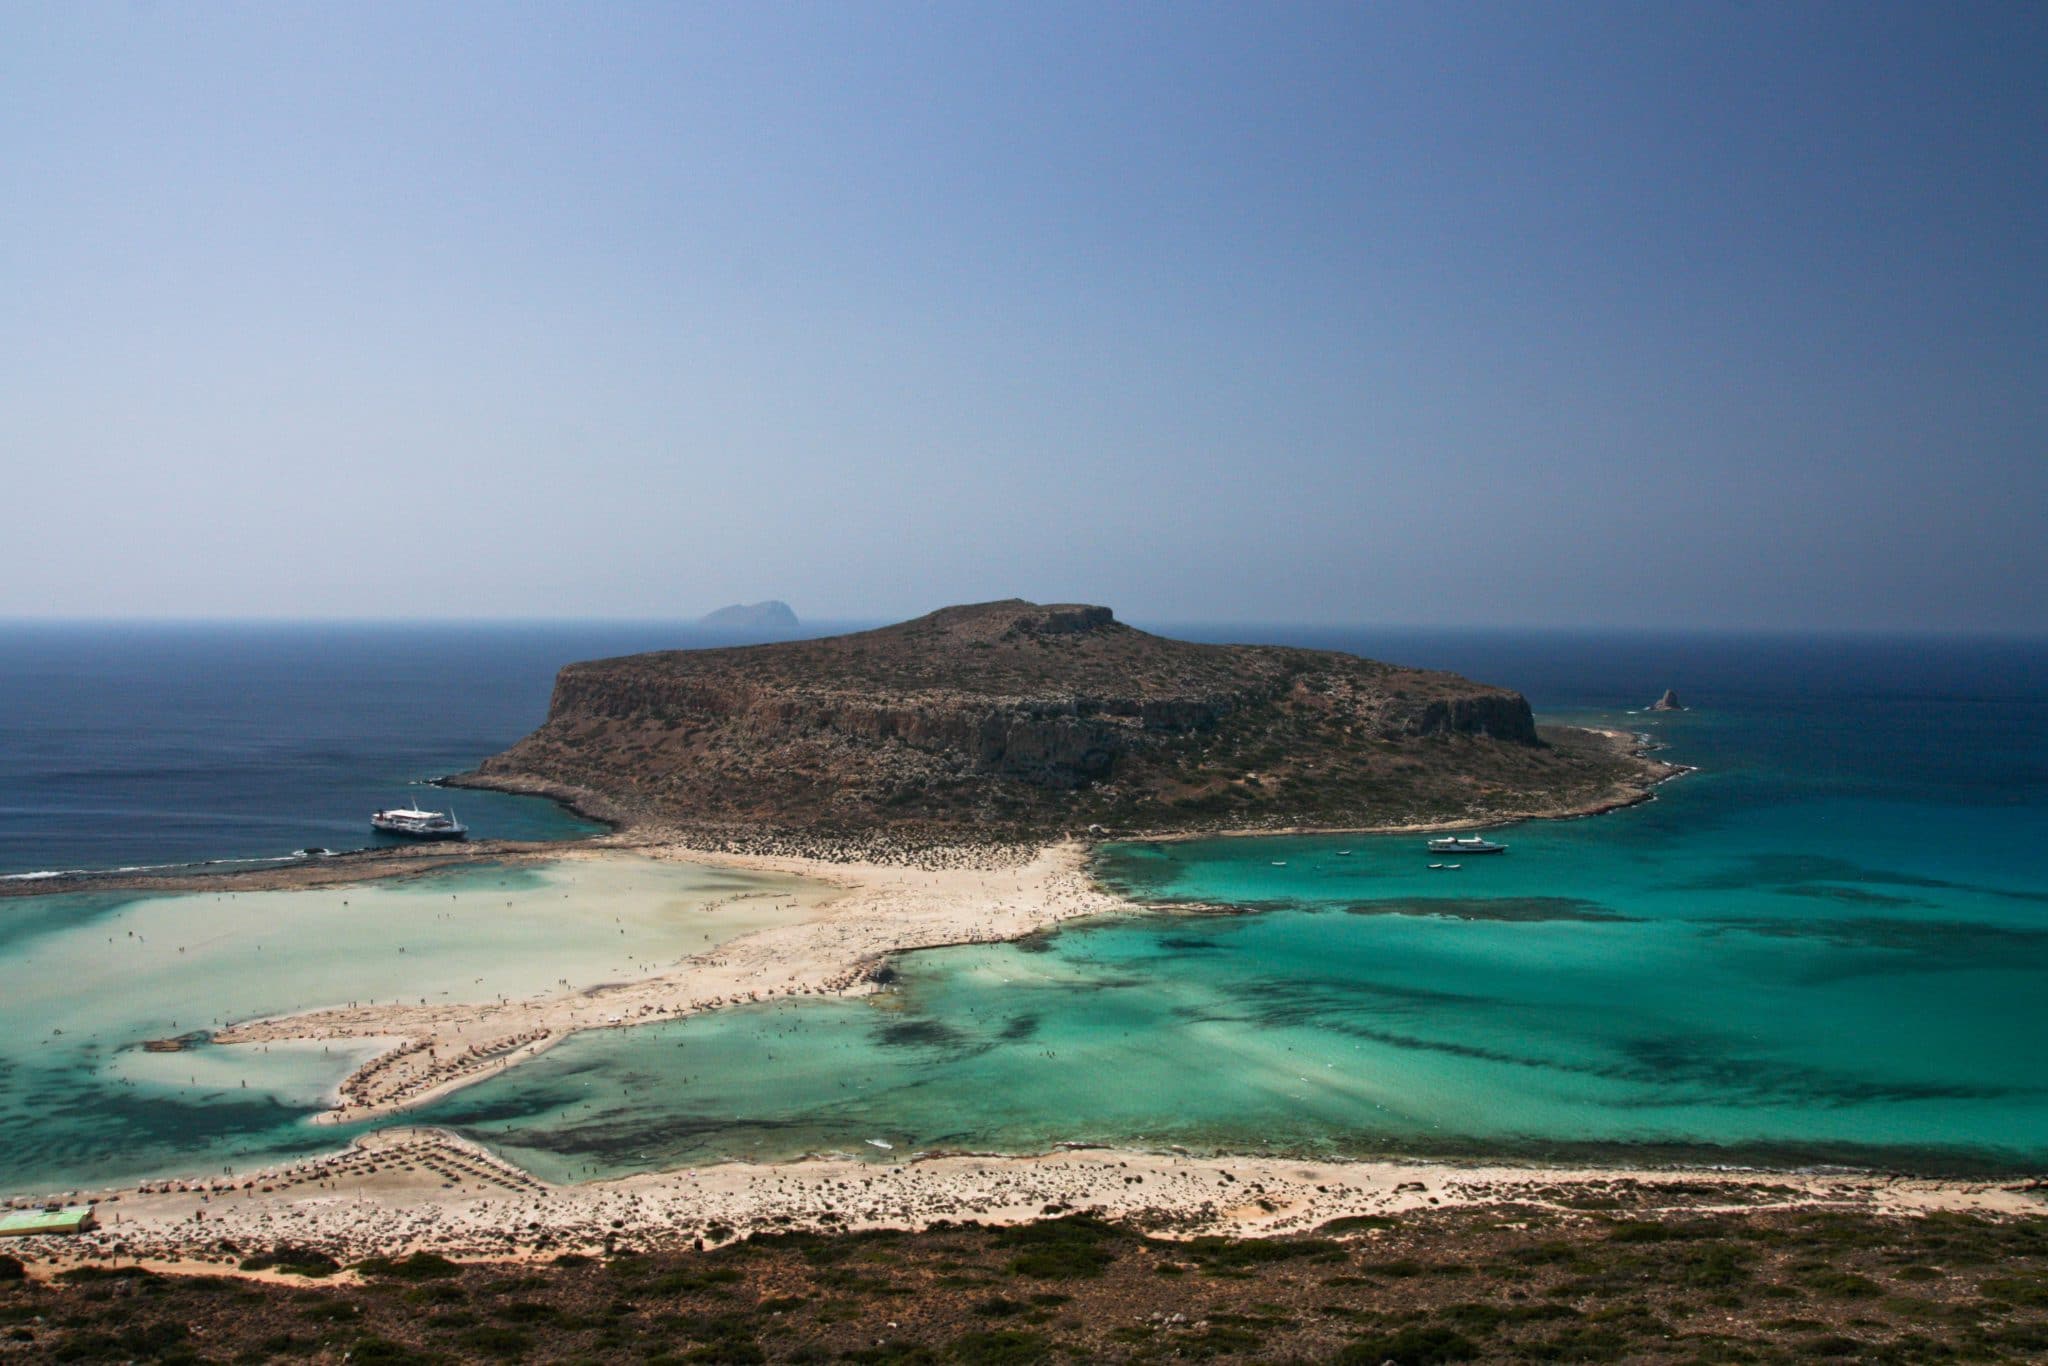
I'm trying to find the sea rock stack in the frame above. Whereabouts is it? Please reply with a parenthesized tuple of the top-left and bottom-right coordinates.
(1650, 688, 1685, 711)
(464, 599, 1659, 839)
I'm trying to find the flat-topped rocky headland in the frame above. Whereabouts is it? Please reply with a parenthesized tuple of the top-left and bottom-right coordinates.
(452, 598, 1677, 845)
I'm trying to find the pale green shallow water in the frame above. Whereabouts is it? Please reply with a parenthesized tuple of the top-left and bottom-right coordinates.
(0, 857, 831, 1194)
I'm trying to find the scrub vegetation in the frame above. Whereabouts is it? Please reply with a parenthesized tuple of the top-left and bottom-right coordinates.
(7, 1201, 2047, 1362)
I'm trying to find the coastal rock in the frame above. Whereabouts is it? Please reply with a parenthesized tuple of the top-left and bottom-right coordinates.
(699, 601, 800, 631)
(1650, 688, 1685, 711)
(469, 599, 1657, 838)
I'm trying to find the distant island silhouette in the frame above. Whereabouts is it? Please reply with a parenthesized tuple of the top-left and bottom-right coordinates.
(698, 600, 799, 631)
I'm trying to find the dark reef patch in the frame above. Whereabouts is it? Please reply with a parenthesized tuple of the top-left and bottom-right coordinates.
(1343, 896, 1638, 923)
(1700, 915, 2048, 960)
(1679, 854, 2048, 905)
(877, 1019, 971, 1050)
(1168, 983, 2019, 1112)
(1776, 883, 1923, 908)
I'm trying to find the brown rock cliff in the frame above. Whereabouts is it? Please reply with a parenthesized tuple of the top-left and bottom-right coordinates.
(464, 600, 1652, 837)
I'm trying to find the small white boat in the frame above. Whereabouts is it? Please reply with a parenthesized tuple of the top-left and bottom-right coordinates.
(1427, 835, 1505, 854)
(1335, 850, 1352, 856)
(371, 805, 468, 840)
(866, 1138, 893, 1150)
(1271, 861, 1287, 867)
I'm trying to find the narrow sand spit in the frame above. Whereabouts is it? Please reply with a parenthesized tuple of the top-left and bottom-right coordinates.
(17, 1127, 2044, 1271)
(212, 840, 1126, 1122)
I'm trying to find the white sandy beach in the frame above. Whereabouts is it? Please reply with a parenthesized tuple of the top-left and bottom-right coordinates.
(13, 1125, 2044, 1273)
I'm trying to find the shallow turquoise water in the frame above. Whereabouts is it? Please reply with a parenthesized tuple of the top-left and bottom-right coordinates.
(420, 643, 2048, 1179)
(0, 858, 831, 1195)
(4, 632, 2041, 1189)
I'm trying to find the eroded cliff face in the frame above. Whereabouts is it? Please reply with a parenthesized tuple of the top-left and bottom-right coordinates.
(470, 600, 1609, 837)
(540, 676, 1141, 789)
(1403, 692, 1542, 741)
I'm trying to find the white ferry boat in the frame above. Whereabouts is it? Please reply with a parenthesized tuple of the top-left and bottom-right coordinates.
(1427, 835, 1506, 855)
(370, 805, 468, 840)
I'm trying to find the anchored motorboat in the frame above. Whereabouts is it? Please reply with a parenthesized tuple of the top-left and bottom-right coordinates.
(370, 805, 468, 840)
(1427, 835, 1506, 854)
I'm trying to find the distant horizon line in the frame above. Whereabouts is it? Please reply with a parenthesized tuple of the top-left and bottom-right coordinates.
(0, 614, 2042, 642)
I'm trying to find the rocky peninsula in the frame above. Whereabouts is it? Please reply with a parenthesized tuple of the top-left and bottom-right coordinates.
(451, 599, 1677, 844)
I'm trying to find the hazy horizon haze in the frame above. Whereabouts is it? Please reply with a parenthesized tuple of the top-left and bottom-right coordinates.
(5, 2, 2043, 632)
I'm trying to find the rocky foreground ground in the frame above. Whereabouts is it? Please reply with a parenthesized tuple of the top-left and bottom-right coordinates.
(5, 1189, 2046, 1363)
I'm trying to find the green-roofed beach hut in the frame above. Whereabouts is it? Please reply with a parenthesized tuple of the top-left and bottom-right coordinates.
(0, 1206, 96, 1237)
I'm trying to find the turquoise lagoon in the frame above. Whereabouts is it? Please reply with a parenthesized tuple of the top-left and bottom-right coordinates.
(419, 636, 2048, 1180)
(0, 857, 834, 1195)
(3, 631, 2043, 1192)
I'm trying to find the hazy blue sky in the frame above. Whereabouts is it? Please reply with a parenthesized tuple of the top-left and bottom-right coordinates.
(4, 2, 2043, 630)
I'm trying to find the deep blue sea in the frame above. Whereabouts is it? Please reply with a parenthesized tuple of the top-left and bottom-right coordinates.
(0, 621, 838, 877)
(0, 622, 2043, 1192)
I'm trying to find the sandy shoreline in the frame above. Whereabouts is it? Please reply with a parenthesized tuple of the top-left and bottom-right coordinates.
(10, 1126, 2043, 1273)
